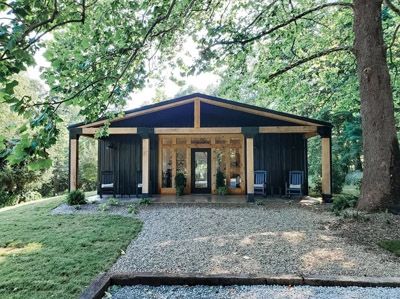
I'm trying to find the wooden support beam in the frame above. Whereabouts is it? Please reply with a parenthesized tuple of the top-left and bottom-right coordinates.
(154, 127, 242, 134)
(304, 132, 319, 139)
(81, 127, 138, 135)
(321, 137, 332, 200)
(194, 98, 201, 128)
(246, 137, 254, 202)
(69, 138, 79, 191)
(81, 126, 316, 135)
(142, 138, 150, 196)
(259, 126, 317, 134)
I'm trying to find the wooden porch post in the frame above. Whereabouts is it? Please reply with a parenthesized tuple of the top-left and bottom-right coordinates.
(243, 127, 258, 202)
(246, 137, 254, 202)
(142, 137, 150, 196)
(69, 131, 79, 192)
(319, 126, 332, 202)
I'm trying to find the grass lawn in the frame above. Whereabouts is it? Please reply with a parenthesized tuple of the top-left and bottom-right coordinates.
(379, 240, 400, 257)
(0, 195, 142, 299)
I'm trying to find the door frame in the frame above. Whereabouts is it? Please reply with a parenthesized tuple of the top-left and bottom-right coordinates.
(191, 148, 211, 193)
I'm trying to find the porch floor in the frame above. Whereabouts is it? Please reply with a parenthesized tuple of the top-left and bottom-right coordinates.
(87, 194, 298, 205)
(152, 194, 249, 205)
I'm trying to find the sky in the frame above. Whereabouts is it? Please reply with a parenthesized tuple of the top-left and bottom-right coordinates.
(26, 38, 220, 109)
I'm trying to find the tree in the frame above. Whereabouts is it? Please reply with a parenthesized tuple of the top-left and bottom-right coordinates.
(353, 0, 400, 210)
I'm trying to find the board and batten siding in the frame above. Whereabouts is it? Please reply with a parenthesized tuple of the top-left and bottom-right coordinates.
(98, 134, 158, 195)
(253, 133, 308, 195)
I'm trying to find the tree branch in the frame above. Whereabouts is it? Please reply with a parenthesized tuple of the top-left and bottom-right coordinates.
(389, 23, 400, 78)
(266, 46, 353, 81)
(208, 2, 353, 48)
(107, 0, 177, 99)
(0, 0, 86, 61)
(385, 0, 400, 16)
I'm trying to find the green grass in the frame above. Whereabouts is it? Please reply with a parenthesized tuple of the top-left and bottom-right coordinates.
(0, 195, 142, 299)
(379, 240, 400, 256)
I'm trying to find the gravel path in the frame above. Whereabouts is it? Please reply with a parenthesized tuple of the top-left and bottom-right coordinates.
(111, 205, 400, 276)
(51, 201, 138, 217)
(108, 284, 400, 299)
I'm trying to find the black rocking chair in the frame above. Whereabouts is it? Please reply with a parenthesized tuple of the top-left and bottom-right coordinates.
(99, 171, 115, 198)
(136, 170, 143, 198)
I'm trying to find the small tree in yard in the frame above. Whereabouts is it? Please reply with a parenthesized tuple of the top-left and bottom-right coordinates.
(66, 190, 86, 206)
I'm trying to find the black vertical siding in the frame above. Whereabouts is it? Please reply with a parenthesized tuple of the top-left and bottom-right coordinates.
(98, 135, 139, 196)
(98, 134, 158, 196)
(254, 134, 308, 195)
(149, 134, 158, 194)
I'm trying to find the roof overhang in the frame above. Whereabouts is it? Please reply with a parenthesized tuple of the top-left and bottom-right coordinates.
(68, 93, 332, 129)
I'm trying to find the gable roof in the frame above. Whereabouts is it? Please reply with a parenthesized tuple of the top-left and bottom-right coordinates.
(68, 93, 332, 129)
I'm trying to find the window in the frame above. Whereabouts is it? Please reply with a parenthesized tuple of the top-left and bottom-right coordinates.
(176, 148, 187, 174)
(162, 148, 173, 188)
(228, 148, 241, 188)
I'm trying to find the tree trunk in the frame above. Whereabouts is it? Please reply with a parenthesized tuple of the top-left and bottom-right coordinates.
(353, 0, 400, 212)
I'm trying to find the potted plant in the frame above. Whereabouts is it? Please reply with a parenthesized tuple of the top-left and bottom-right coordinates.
(175, 172, 186, 196)
(216, 170, 228, 195)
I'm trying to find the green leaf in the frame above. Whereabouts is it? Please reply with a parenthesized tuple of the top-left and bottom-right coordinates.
(4, 80, 18, 94)
(0, 135, 5, 152)
(27, 158, 52, 171)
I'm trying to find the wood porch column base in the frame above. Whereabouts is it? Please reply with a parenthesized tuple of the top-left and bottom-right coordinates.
(247, 194, 255, 202)
(322, 193, 332, 203)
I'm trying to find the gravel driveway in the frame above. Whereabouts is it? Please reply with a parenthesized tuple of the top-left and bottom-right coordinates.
(111, 205, 400, 277)
(109, 284, 400, 299)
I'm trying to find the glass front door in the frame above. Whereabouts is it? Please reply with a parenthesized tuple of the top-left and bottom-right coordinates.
(191, 149, 211, 193)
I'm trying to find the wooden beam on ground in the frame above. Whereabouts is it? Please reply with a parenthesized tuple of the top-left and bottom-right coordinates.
(69, 138, 79, 191)
(246, 137, 254, 202)
(194, 98, 201, 128)
(154, 127, 242, 134)
(321, 137, 332, 197)
(259, 126, 317, 134)
(81, 127, 138, 135)
(142, 138, 150, 196)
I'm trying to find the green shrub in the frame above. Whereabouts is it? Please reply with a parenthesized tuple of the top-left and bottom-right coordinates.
(107, 198, 119, 206)
(331, 193, 358, 213)
(127, 203, 138, 214)
(312, 175, 322, 194)
(66, 190, 86, 206)
(98, 203, 109, 211)
(217, 186, 228, 195)
(216, 170, 226, 188)
(0, 190, 16, 207)
(139, 198, 152, 205)
(175, 172, 186, 196)
(23, 191, 42, 202)
(332, 163, 346, 194)
(379, 240, 400, 256)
